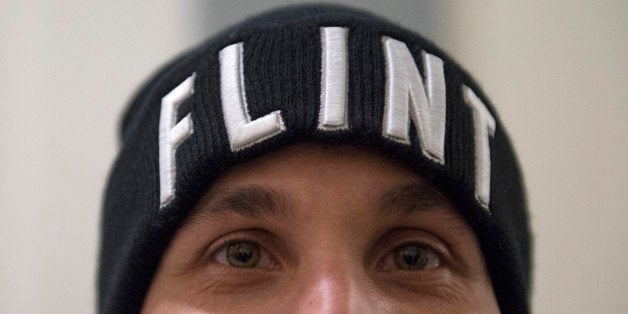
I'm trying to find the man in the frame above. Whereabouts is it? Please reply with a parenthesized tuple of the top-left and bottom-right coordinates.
(100, 4, 531, 313)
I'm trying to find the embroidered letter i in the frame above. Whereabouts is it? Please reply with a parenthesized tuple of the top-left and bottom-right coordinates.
(159, 74, 195, 208)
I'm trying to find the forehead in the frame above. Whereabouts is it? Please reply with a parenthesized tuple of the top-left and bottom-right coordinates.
(207, 142, 426, 192)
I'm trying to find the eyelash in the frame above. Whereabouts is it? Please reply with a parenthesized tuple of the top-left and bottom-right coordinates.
(208, 235, 445, 272)
(217, 237, 255, 250)
(210, 236, 280, 269)
(213, 236, 260, 257)
(376, 240, 444, 271)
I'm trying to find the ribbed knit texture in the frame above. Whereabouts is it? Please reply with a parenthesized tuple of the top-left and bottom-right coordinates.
(100, 4, 531, 313)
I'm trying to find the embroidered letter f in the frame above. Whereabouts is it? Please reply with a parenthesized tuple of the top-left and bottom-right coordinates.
(159, 74, 195, 208)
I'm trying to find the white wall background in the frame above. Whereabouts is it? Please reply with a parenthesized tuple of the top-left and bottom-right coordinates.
(0, 1, 625, 313)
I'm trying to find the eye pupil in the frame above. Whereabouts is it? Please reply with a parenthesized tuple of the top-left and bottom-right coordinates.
(403, 247, 421, 264)
(226, 242, 260, 268)
(394, 245, 430, 270)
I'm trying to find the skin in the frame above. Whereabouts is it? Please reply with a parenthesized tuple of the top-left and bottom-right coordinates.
(143, 143, 499, 313)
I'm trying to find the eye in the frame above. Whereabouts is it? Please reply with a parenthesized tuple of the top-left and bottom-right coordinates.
(213, 240, 276, 269)
(380, 243, 441, 271)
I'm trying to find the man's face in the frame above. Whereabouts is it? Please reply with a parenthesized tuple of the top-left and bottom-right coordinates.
(143, 143, 499, 313)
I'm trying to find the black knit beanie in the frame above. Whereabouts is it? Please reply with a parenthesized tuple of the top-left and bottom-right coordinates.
(99, 4, 531, 313)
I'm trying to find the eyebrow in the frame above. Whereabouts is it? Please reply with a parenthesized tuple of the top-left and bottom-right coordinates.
(220, 186, 286, 218)
(187, 182, 451, 227)
(184, 186, 290, 227)
(372, 182, 452, 219)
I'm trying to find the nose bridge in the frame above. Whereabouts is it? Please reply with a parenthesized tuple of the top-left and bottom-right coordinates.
(299, 273, 348, 314)
(293, 251, 373, 314)
(295, 266, 351, 314)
